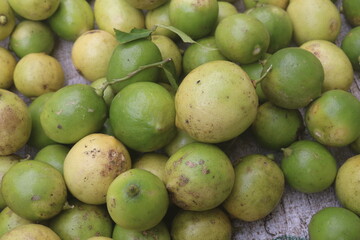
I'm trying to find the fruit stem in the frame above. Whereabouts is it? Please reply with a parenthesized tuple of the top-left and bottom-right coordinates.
(252, 64, 272, 87)
(127, 184, 140, 198)
(0, 14, 7, 26)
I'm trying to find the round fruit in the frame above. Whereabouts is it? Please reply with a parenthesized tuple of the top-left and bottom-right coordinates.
(10, 20, 55, 58)
(1, 224, 61, 240)
(48, 199, 113, 240)
(106, 168, 169, 231)
(34, 144, 70, 174)
(145, 2, 177, 39)
(287, 0, 341, 45)
(125, 0, 168, 10)
(305, 89, 360, 147)
(170, 208, 232, 240)
(28, 92, 56, 149)
(335, 154, 360, 215)
(251, 101, 304, 150)
(175, 60, 258, 143)
(215, 13, 270, 64)
(281, 140, 337, 193)
(341, 26, 360, 71)
(1, 160, 67, 221)
(0, 47, 16, 89)
(112, 221, 170, 240)
(164, 129, 198, 156)
(300, 40, 354, 92)
(72, 30, 118, 82)
(351, 136, 360, 154)
(106, 38, 162, 93)
(182, 36, 227, 75)
(165, 142, 235, 211)
(0, 154, 21, 210)
(308, 207, 360, 240)
(48, 0, 94, 41)
(0, 206, 32, 237)
(13, 53, 65, 97)
(243, 0, 289, 9)
(8, 0, 60, 21)
(64, 133, 131, 205)
(260, 47, 324, 109)
(40, 84, 108, 144)
(0, 89, 32, 155)
(133, 153, 168, 183)
(0, 0, 16, 41)
(222, 154, 284, 222)
(169, 0, 218, 40)
(343, 0, 360, 27)
(216, 1, 238, 26)
(94, 0, 144, 35)
(110, 82, 176, 152)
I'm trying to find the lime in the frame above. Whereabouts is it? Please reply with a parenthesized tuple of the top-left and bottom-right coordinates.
(133, 153, 168, 183)
(8, 0, 60, 21)
(305, 89, 360, 147)
(109, 82, 176, 152)
(251, 101, 304, 150)
(10, 20, 55, 58)
(308, 207, 360, 240)
(112, 221, 170, 240)
(13, 53, 65, 97)
(1, 224, 61, 240)
(216, 1, 238, 26)
(106, 168, 169, 231)
(215, 13, 270, 64)
(343, 0, 360, 27)
(0, 154, 21, 210)
(341, 26, 360, 71)
(0, 0, 16, 41)
(260, 47, 324, 109)
(281, 140, 337, 193)
(0, 47, 16, 89)
(243, 0, 289, 9)
(34, 144, 70, 174)
(145, 2, 177, 39)
(125, 0, 168, 10)
(0, 207, 32, 238)
(164, 128, 198, 156)
(350, 136, 360, 154)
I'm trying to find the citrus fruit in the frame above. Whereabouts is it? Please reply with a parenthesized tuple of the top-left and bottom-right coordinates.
(112, 221, 171, 240)
(0, 154, 21, 210)
(0, 47, 16, 89)
(216, 1, 238, 26)
(7, 0, 60, 21)
(1, 224, 61, 240)
(0, 0, 16, 41)
(40, 84, 108, 144)
(1, 160, 67, 221)
(251, 101, 304, 150)
(305, 89, 360, 147)
(0, 206, 32, 237)
(109, 82, 176, 152)
(145, 2, 177, 39)
(106, 168, 169, 231)
(63, 133, 131, 205)
(308, 207, 360, 240)
(281, 140, 337, 193)
(301, 40, 354, 92)
(222, 154, 284, 222)
(9, 20, 55, 58)
(243, 0, 289, 9)
(90, 77, 115, 106)
(133, 153, 168, 183)
(0, 89, 32, 155)
(351, 136, 360, 154)
(34, 144, 70, 174)
(341, 26, 360, 71)
(343, 0, 360, 27)
(165, 142, 235, 211)
(215, 13, 270, 64)
(164, 129, 198, 156)
(175, 60, 258, 143)
(13, 53, 65, 97)
(260, 47, 324, 109)
(125, 0, 168, 10)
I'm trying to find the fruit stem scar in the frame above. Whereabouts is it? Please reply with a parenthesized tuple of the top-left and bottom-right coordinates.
(252, 64, 273, 87)
(0, 14, 7, 25)
(127, 184, 140, 198)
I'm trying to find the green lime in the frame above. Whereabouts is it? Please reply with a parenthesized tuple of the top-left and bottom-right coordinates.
(182, 36, 227, 75)
(8, 0, 60, 21)
(308, 207, 360, 240)
(260, 47, 324, 109)
(1, 224, 61, 240)
(133, 153, 168, 183)
(34, 144, 70, 174)
(164, 128, 198, 156)
(305, 89, 360, 147)
(109, 82, 176, 152)
(106, 168, 169, 231)
(251, 101, 304, 150)
(40, 84, 108, 144)
(216, 1, 238, 26)
(112, 221, 170, 240)
(10, 20, 55, 58)
(243, 0, 289, 9)
(125, 0, 168, 10)
(246, 4, 293, 53)
(0, 0, 16, 41)
(0, 206, 33, 238)
(215, 13, 270, 64)
(145, 2, 177, 39)
(341, 26, 360, 71)
(343, 0, 360, 27)
(0, 47, 16, 89)
(0, 154, 21, 210)
(350, 136, 360, 154)
(281, 140, 337, 193)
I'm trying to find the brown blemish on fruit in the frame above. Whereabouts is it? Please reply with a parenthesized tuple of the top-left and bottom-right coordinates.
(31, 195, 41, 201)
(329, 18, 339, 33)
(178, 175, 189, 186)
(100, 150, 127, 177)
(0, 106, 21, 132)
(185, 160, 197, 168)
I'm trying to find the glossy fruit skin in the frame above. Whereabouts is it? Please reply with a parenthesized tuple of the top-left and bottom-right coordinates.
(48, 199, 113, 240)
(341, 26, 360, 72)
(48, 0, 94, 41)
(110, 82, 176, 152)
(1, 160, 67, 221)
(106, 39, 162, 93)
(0, 89, 32, 155)
(170, 208, 232, 240)
(112, 221, 171, 240)
(0, 206, 33, 238)
(281, 140, 337, 193)
(175, 60, 258, 143)
(335, 154, 360, 215)
(34, 144, 70, 174)
(1, 224, 61, 240)
(308, 207, 360, 240)
(0, 47, 16, 89)
(0, 0, 16, 41)
(8, 0, 60, 21)
(305, 89, 360, 147)
(165, 142, 235, 211)
(222, 154, 284, 222)
(40, 84, 108, 144)
(261, 47, 324, 109)
(10, 20, 55, 58)
(343, 0, 360, 27)
(106, 168, 169, 231)
(169, 0, 218, 40)
(215, 13, 270, 64)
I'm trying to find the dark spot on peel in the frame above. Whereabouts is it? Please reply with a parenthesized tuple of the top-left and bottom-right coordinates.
(57, 124, 62, 129)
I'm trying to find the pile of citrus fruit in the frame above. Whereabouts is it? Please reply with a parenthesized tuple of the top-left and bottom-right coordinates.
(0, 0, 360, 239)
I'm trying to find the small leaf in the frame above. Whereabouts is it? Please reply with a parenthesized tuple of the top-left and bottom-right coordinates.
(155, 24, 196, 44)
(161, 59, 179, 91)
(114, 28, 153, 44)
